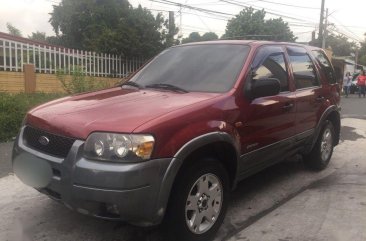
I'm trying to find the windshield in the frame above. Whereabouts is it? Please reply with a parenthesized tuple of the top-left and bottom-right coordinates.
(129, 44, 250, 93)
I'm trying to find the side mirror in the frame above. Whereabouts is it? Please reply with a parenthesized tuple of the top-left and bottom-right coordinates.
(252, 78, 281, 99)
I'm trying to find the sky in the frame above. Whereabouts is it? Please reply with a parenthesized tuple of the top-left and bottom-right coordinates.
(0, 0, 365, 43)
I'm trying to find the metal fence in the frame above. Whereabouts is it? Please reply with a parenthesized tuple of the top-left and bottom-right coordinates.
(0, 38, 145, 78)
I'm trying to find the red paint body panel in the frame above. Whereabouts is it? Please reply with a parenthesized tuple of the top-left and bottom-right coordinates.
(24, 40, 340, 161)
(27, 87, 220, 140)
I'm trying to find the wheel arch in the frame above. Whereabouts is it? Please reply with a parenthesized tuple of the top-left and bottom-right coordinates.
(313, 105, 341, 149)
(155, 132, 240, 222)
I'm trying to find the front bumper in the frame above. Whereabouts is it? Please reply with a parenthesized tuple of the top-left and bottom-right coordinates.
(12, 127, 172, 226)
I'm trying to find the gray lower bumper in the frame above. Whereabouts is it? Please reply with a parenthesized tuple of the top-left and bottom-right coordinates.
(12, 128, 172, 226)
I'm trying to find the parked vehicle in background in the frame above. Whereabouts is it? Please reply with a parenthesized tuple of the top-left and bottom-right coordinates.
(12, 41, 341, 241)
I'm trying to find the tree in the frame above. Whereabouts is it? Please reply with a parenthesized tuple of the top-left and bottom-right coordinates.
(201, 32, 219, 41)
(359, 55, 366, 66)
(182, 32, 218, 44)
(223, 7, 296, 41)
(28, 31, 47, 42)
(325, 34, 356, 57)
(264, 18, 295, 42)
(6, 23, 22, 37)
(49, 0, 177, 57)
(182, 32, 201, 44)
(357, 33, 366, 66)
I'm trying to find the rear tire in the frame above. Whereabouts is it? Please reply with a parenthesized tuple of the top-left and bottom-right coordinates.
(164, 158, 230, 241)
(304, 120, 335, 171)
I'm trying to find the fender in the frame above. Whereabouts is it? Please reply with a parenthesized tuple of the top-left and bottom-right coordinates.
(154, 131, 240, 221)
(308, 105, 341, 152)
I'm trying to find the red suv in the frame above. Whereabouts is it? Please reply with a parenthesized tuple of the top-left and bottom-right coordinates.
(13, 41, 341, 241)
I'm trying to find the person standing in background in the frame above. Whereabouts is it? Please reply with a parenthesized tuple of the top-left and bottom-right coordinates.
(357, 70, 366, 98)
(343, 72, 352, 98)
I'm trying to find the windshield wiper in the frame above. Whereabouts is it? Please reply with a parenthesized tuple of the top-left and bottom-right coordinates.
(145, 83, 189, 93)
(121, 81, 143, 89)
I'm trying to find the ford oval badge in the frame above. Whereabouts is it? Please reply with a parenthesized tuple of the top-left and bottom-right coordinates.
(38, 136, 50, 146)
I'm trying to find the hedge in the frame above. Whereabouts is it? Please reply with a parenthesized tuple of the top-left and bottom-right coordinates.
(0, 93, 65, 142)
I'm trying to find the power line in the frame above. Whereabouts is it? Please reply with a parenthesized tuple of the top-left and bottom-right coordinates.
(45, 0, 60, 4)
(182, 24, 223, 32)
(182, 11, 230, 21)
(197, 15, 213, 32)
(149, 0, 318, 25)
(293, 30, 314, 35)
(147, 8, 175, 12)
(328, 28, 361, 43)
(329, 16, 363, 42)
(149, 0, 235, 17)
(254, 0, 320, 10)
(219, 0, 317, 23)
(148, 0, 318, 40)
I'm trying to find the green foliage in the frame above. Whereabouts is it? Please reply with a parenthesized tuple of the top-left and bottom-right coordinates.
(223, 7, 296, 41)
(358, 36, 366, 66)
(359, 55, 366, 66)
(0, 93, 65, 142)
(182, 32, 201, 44)
(6, 22, 22, 37)
(264, 18, 296, 42)
(49, 0, 178, 58)
(28, 31, 47, 42)
(182, 32, 218, 44)
(56, 67, 110, 94)
(326, 34, 356, 57)
(201, 32, 219, 41)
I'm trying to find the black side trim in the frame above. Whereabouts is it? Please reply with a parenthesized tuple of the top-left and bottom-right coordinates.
(237, 130, 314, 181)
(173, 132, 239, 161)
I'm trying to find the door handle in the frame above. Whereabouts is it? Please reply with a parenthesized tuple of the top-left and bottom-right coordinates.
(316, 96, 325, 102)
(282, 103, 294, 110)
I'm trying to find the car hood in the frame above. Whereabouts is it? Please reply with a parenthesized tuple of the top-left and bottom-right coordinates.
(26, 87, 219, 139)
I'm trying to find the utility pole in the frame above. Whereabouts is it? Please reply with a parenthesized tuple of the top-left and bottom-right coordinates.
(168, 11, 175, 45)
(322, 8, 328, 49)
(179, 5, 182, 39)
(318, 0, 325, 47)
(355, 49, 359, 72)
(168, 11, 175, 35)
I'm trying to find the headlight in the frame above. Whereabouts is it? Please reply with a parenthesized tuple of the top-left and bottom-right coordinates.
(84, 132, 155, 162)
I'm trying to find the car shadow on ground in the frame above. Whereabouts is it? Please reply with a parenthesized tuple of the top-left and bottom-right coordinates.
(340, 126, 364, 142)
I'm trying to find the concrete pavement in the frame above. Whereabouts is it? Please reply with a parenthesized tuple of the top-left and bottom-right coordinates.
(0, 141, 13, 178)
(228, 118, 366, 241)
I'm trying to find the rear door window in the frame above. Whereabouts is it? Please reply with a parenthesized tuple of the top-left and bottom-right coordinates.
(287, 46, 320, 89)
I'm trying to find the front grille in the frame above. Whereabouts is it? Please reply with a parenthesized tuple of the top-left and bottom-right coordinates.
(23, 126, 76, 158)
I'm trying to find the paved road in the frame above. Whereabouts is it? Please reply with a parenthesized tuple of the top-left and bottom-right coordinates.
(0, 95, 364, 241)
(340, 94, 366, 119)
(228, 117, 366, 241)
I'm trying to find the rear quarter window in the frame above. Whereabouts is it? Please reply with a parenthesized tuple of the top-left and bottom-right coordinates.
(287, 46, 320, 89)
(312, 50, 337, 84)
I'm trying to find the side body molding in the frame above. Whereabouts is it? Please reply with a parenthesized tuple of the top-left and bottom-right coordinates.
(155, 132, 240, 220)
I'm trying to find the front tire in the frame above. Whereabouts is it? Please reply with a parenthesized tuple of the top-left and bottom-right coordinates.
(305, 120, 335, 170)
(164, 158, 230, 241)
